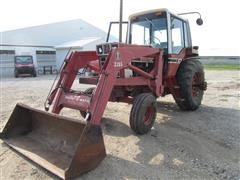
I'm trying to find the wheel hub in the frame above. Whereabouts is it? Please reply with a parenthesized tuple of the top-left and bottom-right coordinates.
(144, 105, 155, 125)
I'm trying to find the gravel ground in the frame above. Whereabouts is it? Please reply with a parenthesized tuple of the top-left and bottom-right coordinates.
(0, 70, 239, 180)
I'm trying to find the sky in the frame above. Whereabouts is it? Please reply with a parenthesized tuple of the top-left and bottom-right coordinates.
(0, 0, 239, 56)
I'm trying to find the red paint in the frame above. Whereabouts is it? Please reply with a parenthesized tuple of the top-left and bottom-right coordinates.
(46, 43, 191, 125)
(144, 106, 155, 125)
(15, 64, 34, 68)
(192, 72, 201, 97)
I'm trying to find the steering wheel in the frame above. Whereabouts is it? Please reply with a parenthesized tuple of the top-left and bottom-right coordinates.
(148, 36, 161, 48)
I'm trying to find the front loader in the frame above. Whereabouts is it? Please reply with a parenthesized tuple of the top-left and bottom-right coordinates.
(0, 8, 207, 179)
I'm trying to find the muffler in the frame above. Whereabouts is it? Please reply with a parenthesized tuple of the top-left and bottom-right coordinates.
(0, 103, 106, 179)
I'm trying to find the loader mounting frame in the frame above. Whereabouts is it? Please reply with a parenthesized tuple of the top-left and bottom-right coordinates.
(46, 43, 164, 125)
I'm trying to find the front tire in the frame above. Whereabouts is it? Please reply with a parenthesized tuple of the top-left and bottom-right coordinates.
(130, 93, 157, 134)
(174, 59, 205, 111)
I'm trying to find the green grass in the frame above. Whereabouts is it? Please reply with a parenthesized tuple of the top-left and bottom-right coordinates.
(204, 64, 240, 70)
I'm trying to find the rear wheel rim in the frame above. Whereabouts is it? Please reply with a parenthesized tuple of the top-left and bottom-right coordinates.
(144, 105, 155, 125)
(192, 72, 201, 97)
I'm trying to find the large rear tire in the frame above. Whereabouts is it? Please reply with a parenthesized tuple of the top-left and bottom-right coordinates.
(130, 93, 157, 134)
(174, 59, 205, 111)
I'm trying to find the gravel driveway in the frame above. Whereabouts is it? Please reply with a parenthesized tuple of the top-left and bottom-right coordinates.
(0, 70, 239, 180)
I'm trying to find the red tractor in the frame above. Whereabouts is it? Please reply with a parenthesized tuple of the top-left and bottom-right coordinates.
(46, 8, 206, 132)
(1, 8, 206, 180)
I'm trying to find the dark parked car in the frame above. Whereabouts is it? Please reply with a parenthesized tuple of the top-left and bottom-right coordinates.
(14, 55, 37, 77)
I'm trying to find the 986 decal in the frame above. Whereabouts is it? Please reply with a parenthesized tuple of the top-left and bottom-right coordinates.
(114, 61, 123, 67)
(114, 51, 123, 67)
(65, 95, 90, 103)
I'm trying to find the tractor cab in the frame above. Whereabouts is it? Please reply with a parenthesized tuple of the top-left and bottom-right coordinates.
(127, 9, 202, 77)
(105, 9, 202, 77)
(128, 9, 193, 55)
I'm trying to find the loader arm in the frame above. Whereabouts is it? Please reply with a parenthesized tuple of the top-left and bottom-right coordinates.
(47, 44, 163, 124)
(46, 51, 99, 113)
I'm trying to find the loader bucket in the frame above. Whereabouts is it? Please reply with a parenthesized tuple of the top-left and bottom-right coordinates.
(0, 103, 106, 179)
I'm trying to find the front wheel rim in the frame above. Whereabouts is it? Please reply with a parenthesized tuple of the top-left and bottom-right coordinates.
(144, 105, 155, 125)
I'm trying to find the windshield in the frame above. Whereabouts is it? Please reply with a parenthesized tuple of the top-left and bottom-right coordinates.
(130, 13, 168, 48)
(107, 22, 128, 43)
(15, 56, 33, 64)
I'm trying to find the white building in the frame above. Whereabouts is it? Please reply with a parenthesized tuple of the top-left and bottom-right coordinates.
(0, 19, 107, 77)
(55, 37, 104, 69)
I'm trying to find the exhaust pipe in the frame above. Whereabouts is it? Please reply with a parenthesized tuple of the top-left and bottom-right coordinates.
(119, 0, 123, 43)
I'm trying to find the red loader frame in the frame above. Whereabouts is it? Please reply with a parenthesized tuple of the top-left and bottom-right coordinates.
(46, 44, 164, 125)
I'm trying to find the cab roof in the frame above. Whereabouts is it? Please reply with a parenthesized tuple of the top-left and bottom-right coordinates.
(129, 8, 187, 22)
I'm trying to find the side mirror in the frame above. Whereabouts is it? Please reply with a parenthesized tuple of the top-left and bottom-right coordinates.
(178, 12, 203, 26)
(196, 18, 203, 25)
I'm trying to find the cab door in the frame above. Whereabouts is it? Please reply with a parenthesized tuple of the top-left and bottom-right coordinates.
(167, 14, 191, 77)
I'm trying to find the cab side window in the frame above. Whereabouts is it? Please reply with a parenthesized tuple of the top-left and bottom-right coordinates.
(171, 17, 184, 54)
(183, 22, 190, 48)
